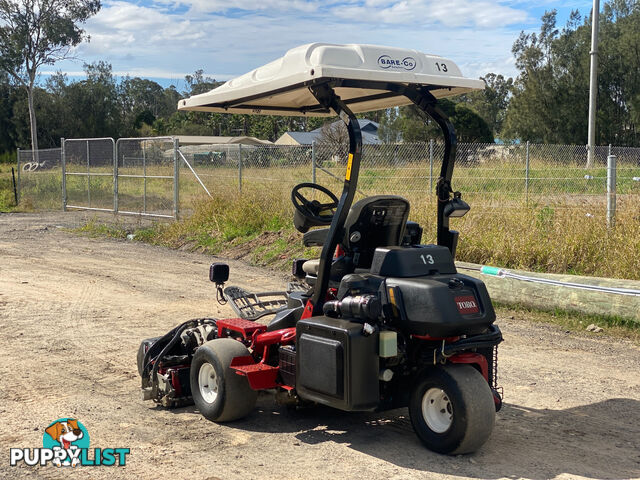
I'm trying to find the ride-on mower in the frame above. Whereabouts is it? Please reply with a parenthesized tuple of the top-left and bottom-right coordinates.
(138, 43, 503, 454)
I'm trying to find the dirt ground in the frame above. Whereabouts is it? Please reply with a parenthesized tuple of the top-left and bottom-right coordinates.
(1, 212, 639, 480)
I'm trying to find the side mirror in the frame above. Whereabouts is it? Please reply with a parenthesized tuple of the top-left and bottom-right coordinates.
(209, 263, 229, 284)
(444, 194, 470, 218)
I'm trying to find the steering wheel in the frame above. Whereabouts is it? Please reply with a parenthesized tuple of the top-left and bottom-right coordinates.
(291, 183, 339, 226)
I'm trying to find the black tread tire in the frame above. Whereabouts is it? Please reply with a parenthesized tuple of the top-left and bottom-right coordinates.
(190, 338, 257, 422)
(409, 364, 495, 455)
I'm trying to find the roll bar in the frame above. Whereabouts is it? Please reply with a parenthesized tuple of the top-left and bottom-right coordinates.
(307, 80, 460, 315)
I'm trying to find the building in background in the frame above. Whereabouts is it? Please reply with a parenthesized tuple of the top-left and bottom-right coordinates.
(275, 119, 380, 145)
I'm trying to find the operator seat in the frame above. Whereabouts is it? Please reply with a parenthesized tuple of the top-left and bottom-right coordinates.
(302, 195, 410, 276)
(266, 195, 410, 332)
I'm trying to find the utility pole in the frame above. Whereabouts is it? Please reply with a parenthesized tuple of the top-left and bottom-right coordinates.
(587, 0, 600, 168)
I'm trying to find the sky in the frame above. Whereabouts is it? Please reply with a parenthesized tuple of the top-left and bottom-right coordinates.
(45, 0, 598, 90)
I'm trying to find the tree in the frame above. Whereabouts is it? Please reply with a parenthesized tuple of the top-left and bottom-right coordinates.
(184, 69, 221, 97)
(503, 2, 640, 147)
(394, 100, 493, 143)
(315, 120, 349, 163)
(0, 71, 17, 154)
(0, 0, 100, 159)
(461, 73, 513, 137)
(378, 108, 402, 143)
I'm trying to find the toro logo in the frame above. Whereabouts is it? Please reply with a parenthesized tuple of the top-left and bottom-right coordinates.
(454, 295, 479, 315)
(377, 55, 416, 71)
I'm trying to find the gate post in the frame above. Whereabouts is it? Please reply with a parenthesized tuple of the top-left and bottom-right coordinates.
(142, 142, 147, 213)
(61, 139, 66, 211)
(173, 138, 179, 219)
(16, 148, 21, 205)
(86, 140, 91, 208)
(114, 138, 118, 213)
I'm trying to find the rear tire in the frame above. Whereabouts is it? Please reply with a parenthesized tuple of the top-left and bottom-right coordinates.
(409, 364, 495, 454)
(190, 338, 257, 422)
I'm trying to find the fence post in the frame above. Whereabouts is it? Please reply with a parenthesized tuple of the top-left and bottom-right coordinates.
(16, 148, 20, 205)
(113, 139, 118, 213)
(61, 139, 66, 211)
(607, 154, 616, 228)
(142, 142, 147, 214)
(525, 141, 530, 206)
(11, 167, 17, 205)
(86, 140, 91, 208)
(311, 141, 316, 184)
(238, 144, 243, 193)
(608, 144, 611, 157)
(429, 139, 434, 193)
(173, 138, 179, 219)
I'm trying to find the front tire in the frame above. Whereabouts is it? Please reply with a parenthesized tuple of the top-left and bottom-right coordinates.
(190, 338, 257, 422)
(409, 365, 495, 454)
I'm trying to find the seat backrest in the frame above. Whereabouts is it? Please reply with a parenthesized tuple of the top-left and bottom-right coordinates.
(342, 195, 410, 269)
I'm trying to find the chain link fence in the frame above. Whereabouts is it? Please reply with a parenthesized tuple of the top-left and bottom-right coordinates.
(17, 139, 640, 222)
(16, 148, 62, 210)
(115, 137, 176, 218)
(63, 138, 115, 212)
(180, 141, 640, 217)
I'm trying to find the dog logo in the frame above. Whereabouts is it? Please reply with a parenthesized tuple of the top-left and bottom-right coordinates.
(10, 418, 129, 467)
(42, 418, 90, 467)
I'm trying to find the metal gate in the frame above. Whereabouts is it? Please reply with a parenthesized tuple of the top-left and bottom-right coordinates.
(62, 138, 116, 212)
(115, 137, 178, 218)
(62, 136, 178, 218)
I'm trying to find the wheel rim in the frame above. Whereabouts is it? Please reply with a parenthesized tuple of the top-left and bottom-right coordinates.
(198, 362, 218, 404)
(421, 387, 453, 433)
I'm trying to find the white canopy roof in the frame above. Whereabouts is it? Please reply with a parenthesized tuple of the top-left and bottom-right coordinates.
(178, 43, 484, 117)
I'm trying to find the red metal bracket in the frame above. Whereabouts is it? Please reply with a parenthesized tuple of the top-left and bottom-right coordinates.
(230, 356, 279, 390)
(300, 300, 314, 320)
(217, 318, 267, 339)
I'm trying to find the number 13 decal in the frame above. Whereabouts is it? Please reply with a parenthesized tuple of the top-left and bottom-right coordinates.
(435, 62, 448, 72)
(420, 254, 434, 265)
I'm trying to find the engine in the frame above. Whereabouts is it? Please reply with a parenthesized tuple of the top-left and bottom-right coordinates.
(138, 318, 217, 407)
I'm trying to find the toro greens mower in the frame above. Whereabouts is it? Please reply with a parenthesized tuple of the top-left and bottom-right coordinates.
(138, 43, 503, 454)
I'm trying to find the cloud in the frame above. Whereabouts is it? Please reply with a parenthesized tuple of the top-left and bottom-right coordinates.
(331, 0, 529, 28)
(155, 0, 322, 14)
(51, 0, 537, 86)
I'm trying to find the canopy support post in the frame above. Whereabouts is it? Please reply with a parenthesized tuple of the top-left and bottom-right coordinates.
(402, 86, 459, 257)
(307, 84, 362, 315)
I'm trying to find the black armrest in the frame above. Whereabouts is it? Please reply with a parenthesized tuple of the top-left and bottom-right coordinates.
(302, 227, 330, 247)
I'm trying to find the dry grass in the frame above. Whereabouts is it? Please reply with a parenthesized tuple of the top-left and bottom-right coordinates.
(86, 190, 640, 281)
(72, 190, 640, 334)
(454, 206, 640, 280)
(0, 165, 19, 212)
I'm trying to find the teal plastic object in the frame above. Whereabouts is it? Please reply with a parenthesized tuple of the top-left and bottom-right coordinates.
(480, 266, 503, 276)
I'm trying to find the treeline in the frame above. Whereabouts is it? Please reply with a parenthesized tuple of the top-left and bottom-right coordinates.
(0, 64, 329, 155)
(0, 0, 638, 158)
(502, 1, 640, 145)
(0, 59, 494, 157)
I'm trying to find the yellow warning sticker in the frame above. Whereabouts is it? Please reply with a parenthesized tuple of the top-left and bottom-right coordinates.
(388, 287, 398, 317)
(345, 153, 353, 181)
